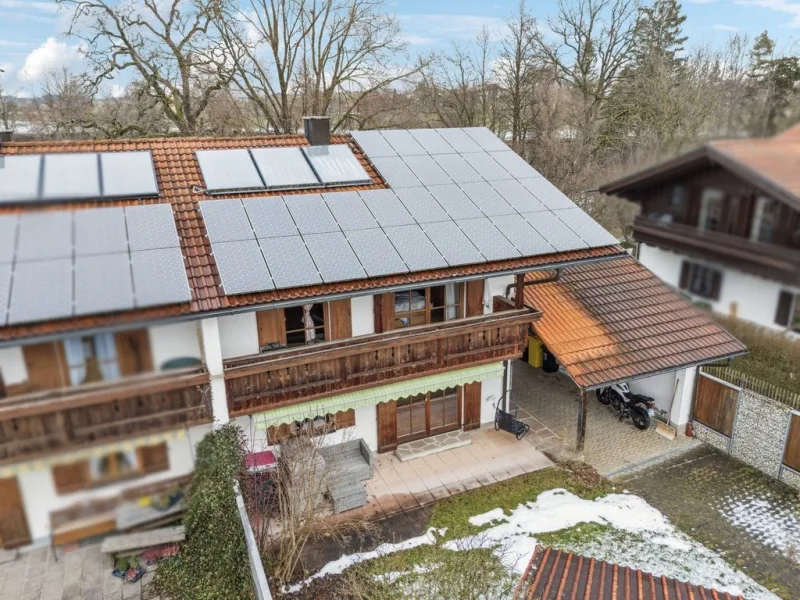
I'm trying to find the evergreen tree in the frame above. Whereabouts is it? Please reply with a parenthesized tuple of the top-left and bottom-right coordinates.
(748, 31, 800, 135)
(634, 0, 688, 68)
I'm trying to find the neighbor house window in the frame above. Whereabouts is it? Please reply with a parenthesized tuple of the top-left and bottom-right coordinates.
(698, 189, 724, 232)
(89, 451, 138, 485)
(750, 196, 782, 243)
(679, 261, 722, 301)
(775, 291, 800, 333)
(63, 333, 120, 386)
(394, 284, 461, 328)
(285, 304, 325, 346)
(669, 185, 685, 208)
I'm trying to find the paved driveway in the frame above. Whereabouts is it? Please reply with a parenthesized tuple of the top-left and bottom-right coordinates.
(512, 361, 697, 476)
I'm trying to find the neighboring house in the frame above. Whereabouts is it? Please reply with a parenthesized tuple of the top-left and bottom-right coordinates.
(0, 120, 743, 550)
(599, 124, 800, 336)
(513, 546, 744, 600)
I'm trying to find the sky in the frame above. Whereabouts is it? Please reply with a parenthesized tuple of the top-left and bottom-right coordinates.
(0, 0, 799, 95)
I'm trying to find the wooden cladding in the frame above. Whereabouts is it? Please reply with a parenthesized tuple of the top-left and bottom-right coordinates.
(783, 413, 800, 472)
(224, 308, 537, 417)
(0, 368, 210, 466)
(377, 401, 398, 453)
(116, 329, 154, 376)
(463, 382, 482, 431)
(0, 477, 31, 549)
(693, 374, 739, 437)
(22, 342, 69, 392)
(466, 280, 485, 317)
(326, 299, 352, 340)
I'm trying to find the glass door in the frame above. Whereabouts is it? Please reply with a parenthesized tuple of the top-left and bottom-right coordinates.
(396, 393, 428, 442)
(396, 388, 461, 444)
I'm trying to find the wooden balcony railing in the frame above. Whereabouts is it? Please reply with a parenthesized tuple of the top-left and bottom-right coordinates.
(0, 367, 211, 466)
(633, 215, 800, 286)
(224, 308, 539, 417)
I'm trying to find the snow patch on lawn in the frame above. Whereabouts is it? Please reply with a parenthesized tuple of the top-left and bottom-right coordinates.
(718, 494, 800, 559)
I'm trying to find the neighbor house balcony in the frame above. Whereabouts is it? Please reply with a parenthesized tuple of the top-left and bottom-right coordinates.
(633, 215, 800, 286)
(0, 367, 211, 466)
(223, 308, 539, 417)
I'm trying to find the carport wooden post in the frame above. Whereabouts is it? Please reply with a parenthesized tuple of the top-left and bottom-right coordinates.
(577, 389, 588, 452)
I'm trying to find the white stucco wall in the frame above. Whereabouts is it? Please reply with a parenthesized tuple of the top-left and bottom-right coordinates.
(0, 346, 28, 386)
(480, 376, 504, 424)
(485, 275, 515, 314)
(218, 312, 260, 359)
(638, 243, 798, 333)
(18, 432, 198, 543)
(628, 371, 678, 415)
(149, 321, 202, 371)
(351, 295, 374, 337)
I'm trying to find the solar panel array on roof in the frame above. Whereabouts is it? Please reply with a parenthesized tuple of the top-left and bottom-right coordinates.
(0, 151, 159, 204)
(0, 205, 190, 326)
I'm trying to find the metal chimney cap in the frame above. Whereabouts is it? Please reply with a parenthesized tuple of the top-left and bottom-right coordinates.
(0, 130, 13, 143)
(303, 116, 330, 146)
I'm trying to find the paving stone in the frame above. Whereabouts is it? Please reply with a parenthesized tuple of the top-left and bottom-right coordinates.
(62, 582, 82, 600)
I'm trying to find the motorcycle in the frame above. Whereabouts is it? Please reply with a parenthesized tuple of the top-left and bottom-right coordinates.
(595, 382, 655, 430)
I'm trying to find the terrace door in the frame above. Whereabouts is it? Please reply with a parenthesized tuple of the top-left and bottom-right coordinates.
(0, 477, 31, 549)
(378, 388, 461, 451)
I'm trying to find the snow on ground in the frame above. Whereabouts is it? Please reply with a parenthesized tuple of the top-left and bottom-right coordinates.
(717, 493, 800, 560)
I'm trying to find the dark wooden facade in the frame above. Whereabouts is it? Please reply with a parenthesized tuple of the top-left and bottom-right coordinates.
(0, 367, 211, 466)
(223, 308, 537, 417)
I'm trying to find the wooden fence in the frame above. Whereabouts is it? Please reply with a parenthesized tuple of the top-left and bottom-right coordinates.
(700, 365, 800, 411)
(693, 373, 739, 437)
(783, 413, 800, 472)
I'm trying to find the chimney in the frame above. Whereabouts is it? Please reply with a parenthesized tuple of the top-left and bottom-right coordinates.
(303, 116, 330, 146)
(0, 130, 12, 144)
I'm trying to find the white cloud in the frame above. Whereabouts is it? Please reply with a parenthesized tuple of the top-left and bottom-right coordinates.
(19, 37, 85, 81)
(0, 0, 59, 12)
(398, 14, 505, 41)
(399, 34, 436, 46)
(0, 10, 55, 22)
(685, 0, 719, 4)
(0, 40, 28, 47)
(735, 0, 800, 27)
(712, 24, 741, 31)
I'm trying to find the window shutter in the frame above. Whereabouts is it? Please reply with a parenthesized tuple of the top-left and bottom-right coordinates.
(256, 309, 287, 350)
(137, 442, 170, 475)
(115, 329, 153, 376)
(326, 299, 352, 340)
(678, 262, 691, 290)
(466, 280, 485, 317)
(52, 461, 90, 494)
(775, 291, 794, 327)
(23, 342, 69, 392)
(709, 270, 722, 301)
(373, 294, 395, 333)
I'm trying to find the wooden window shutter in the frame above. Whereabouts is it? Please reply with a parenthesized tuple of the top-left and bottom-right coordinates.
(115, 329, 153, 376)
(775, 291, 794, 327)
(373, 293, 395, 333)
(466, 280, 485, 317)
(52, 461, 90, 494)
(463, 382, 482, 431)
(376, 401, 398, 453)
(709, 270, 722, 301)
(326, 299, 352, 340)
(22, 342, 69, 392)
(137, 442, 170, 475)
(257, 309, 287, 350)
(678, 261, 691, 290)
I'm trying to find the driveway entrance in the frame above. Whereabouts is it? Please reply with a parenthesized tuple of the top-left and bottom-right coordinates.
(511, 361, 697, 476)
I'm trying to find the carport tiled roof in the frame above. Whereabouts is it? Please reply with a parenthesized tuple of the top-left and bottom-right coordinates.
(523, 256, 747, 389)
(514, 547, 745, 600)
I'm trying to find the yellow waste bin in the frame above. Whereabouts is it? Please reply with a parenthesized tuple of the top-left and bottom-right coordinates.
(528, 335, 543, 368)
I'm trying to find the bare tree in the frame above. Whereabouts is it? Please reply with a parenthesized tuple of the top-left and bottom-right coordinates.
(60, 0, 233, 134)
(29, 68, 94, 138)
(217, 0, 418, 133)
(0, 83, 18, 130)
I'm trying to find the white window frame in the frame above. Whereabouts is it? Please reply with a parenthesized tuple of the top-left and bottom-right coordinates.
(698, 189, 724, 232)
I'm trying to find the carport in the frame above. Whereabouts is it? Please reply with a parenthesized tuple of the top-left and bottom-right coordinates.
(517, 256, 747, 452)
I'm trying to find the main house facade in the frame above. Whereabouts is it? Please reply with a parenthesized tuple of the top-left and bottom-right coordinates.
(600, 125, 800, 336)
(0, 122, 743, 550)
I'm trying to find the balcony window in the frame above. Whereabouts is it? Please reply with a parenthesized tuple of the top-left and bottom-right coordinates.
(698, 189, 724, 232)
(285, 304, 325, 346)
(64, 333, 121, 386)
(670, 185, 685, 208)
(394, 284, 461, 328)
(750, 196, 782, 243)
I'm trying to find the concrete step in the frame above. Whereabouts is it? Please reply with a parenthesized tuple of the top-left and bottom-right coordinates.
(395, 430, 473, 462)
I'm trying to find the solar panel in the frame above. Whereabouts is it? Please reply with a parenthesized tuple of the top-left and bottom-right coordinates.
(430, 154, 483, 184)
(211, 239, 274, 294)
(490, 180, 548, 213)
(344, 229, 408, 277)
(401, 155, 452, 186)
(383, 224, 447, 271)
(8, 258, 73, 324)
(0, 264, 11, 325)
(259, 236, 322, 288)
(555, 208, 619, 246)
(459, 182, 515, 216)
(323, 192, 378, 231)
(490, 214, 554, 256)
(0, 215, 18, 263)
(244, 196, 298, 238)
(350, 130, 397, 157)
(408, 129, 454, 154)
(0, 155, 41, 203)
(462, 127, 509, 152)
(435, 129, 482, 153)
(74, 207, 128, 256)
(421, 221, 484, 266)
(380, 130, 427, 156)
(131, 248, 192, 307)
(519, 178, 576, 209)
(17, 212, 73, 261)
(199, 200, 254, 243)
(302, 145, 371, 185)
(488, 151, 542, 179)
(359, 190, 414, 227)
(369, 156, 422, 188)
(125, 204, 181, 251)
(522, 211, 588, 252)
(74, 253, 135, 315)
(426, 185, 483, 220)
(394, 188, 450, 223)
(456, 218, 521, 261)
(42, 153, 101, 200)
(100, 151, 159, 197)
(196, 149, 264, 193)
(284, 194, 339, 234)
(250, 147, 320, 189)
(461, 152, 513, 181)
(304, 232, 366, 283)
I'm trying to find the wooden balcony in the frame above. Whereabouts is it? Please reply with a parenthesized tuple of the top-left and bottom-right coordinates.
(0, 367, 211, 466)
(633, 215, 800, 286)
(224, 308, 539, 417)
